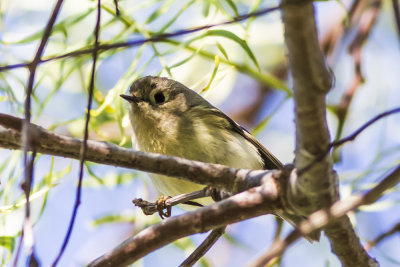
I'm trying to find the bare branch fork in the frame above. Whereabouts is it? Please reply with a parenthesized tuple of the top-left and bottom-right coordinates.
(0, 104, 399, 265)
(0, 108, 397, 195)
(251, 165, 400, 267)
(88, 164, 400, 266)
(280, 0, 377, 266)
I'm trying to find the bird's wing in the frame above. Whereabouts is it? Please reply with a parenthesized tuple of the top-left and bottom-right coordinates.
(208, 109, 283, 170)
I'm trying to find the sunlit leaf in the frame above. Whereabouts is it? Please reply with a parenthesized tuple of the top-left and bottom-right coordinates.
(201, 55, 220, 93)
(216, 41, 229, 60)
(0, 236, 14, 251)
(92, 214, 136, 227)
(224, 0, 240, 17)
(204, 29, 260, 71)
(145, 0, 175, 24)
(4, 8, 95, 44)
(203, 1, 211, 17)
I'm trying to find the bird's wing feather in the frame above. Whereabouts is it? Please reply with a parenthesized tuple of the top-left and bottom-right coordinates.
(208, 109, 283, 170)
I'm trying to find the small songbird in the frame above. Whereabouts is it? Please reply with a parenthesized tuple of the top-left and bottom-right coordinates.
(121, 76, 319, 241)
(120, 76, 282, 205)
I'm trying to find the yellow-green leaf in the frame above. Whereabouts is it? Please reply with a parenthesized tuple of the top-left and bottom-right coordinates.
(205, 29, 260, 71)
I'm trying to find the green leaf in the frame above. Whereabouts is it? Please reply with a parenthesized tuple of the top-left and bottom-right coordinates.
(252, 97, 289, 135)
(5, 8, 95, 44)
(92, 214, 136, 227)
(145, 0, 175, 24)
(0, 236, 14, 252)
(216, 41, 229, 60)
(204, 29, 261, 71)
(203, 1, 211, 17)
(157, 0, 196, 33)
(224, 0, 240, 17)
(201, 55, 220, 93)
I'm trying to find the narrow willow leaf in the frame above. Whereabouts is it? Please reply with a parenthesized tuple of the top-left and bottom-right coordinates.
(0, 236, 15, 254)
(157, 0, 196, 33)
(201, 55, 220, 93)
(85, 163, 104, 185)
(205, 29, 261, 71)
(92, 214, 136, 227)
(252, 97, 289, 136)
(5, 8, 95, 45)
(216, 41, 229, 60)
(224, 0, 240, 17)
(170, 44, 204, 69)
(203, 1, 211, 17)
(145, 0, 175, 24)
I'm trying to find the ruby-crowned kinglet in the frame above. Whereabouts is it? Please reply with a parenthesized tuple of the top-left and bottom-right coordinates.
(120, 76, 282, 203)
(120, 76, 319, 241)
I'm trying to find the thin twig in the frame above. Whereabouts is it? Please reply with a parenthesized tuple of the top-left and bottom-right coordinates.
(262, 217, 284, 266)
(179, 227, 226, 267)
(113, 0, 120, 16)
(298, 106, 400, 176)
(365, 221, 400, 250)
(13, 152, 37, 267)
(250, 165, 400, 267)
(334, 0, 382, 142)
(52, 0, 101, 266)
(132, 188, 211, 216)
(0, 5, 281, 72)
(13, 1, 64, 266)
(393, 0, 400, 39)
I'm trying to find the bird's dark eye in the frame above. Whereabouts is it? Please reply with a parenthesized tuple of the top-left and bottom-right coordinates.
(154, 92, 165, 104)
(150, 83, 156, 89)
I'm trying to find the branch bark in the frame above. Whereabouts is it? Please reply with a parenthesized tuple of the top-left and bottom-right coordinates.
(281, 0, 377, 266)
(88, 179, 281, 266)
(251, 165, 400, 267)
(0, 113, 268, 194)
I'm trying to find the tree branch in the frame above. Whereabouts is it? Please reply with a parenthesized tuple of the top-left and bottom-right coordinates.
(179, 227, 226, 267)
(88, 179, 281, 267)
(52, 0, 101, 265)
(366, 221, 400, 250)
(281, 0, 376, 266)
(0, 113, 269, 194)
(251, 165, 400, 267)
(281, 0, 334, 216)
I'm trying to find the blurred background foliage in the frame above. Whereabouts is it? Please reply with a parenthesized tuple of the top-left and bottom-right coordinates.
(0, 0, 399, 266)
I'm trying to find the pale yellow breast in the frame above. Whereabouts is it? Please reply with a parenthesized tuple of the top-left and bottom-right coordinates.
(136, 118, 263, 206)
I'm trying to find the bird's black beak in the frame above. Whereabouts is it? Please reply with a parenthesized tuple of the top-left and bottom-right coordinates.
(120, 94, 142, 103)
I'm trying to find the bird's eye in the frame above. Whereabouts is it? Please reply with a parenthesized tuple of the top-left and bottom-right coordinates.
(154, 92, 165, 104)
(150, 83, 156, 89)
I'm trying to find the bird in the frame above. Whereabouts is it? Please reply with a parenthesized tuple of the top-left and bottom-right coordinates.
(120, 76, 319, 241)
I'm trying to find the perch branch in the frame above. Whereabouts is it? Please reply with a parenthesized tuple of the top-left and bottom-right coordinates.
(251, 165, 400, 267)
(88, 178, 281, 267)
(0, 113, 271, 194)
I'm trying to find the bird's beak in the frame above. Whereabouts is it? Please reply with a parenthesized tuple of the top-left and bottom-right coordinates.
(120, 94, 142, 103)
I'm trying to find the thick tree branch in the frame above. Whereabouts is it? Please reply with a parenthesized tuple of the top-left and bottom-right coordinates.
(281, 1, 377, 266)
(281, 0, 334, 216)
(251, 165, 400, 267)
(0, 113, 268, 194)
(88, 179, 281, 267)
